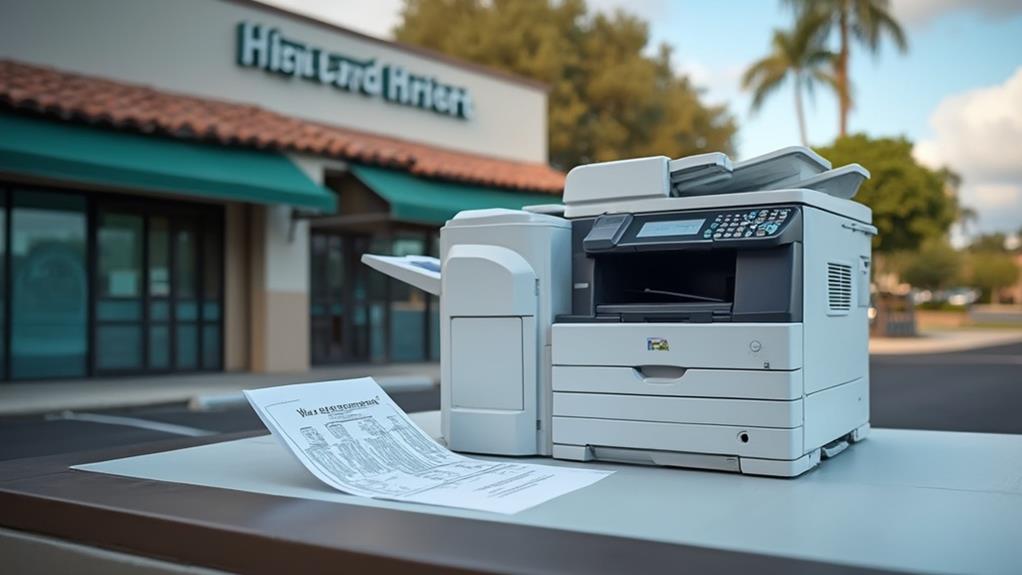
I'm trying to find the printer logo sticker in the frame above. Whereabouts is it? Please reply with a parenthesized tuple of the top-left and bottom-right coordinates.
(647, 337, 670, 352)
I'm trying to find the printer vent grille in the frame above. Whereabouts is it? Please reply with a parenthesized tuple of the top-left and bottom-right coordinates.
(827, 262, 853, 313)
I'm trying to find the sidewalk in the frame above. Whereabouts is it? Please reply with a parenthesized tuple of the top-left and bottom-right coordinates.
(0, 363, 440, 416)
(5, 329, 1019, 416)
(870, 329, 1022, 355)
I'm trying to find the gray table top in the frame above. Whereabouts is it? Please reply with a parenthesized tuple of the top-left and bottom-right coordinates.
(76, 412, 1022, 575)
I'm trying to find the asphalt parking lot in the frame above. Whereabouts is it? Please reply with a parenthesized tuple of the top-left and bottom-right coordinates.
(0, 341, 1019, 462)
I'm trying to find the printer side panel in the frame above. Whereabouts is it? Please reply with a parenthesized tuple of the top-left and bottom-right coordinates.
(801, 207, 871, 449)
(802, 206, 871, 394)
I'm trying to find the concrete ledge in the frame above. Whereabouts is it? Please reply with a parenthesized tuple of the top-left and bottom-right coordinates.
(0, 363, 440, 416)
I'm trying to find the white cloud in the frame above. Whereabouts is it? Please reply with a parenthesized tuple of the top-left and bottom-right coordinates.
(256, 0, 403, 39)
(972, 183, 1022, 210)
(674, 58, 744, 106)
(915, 67, 1022, 179)
(966, 183, 1022, 234)
(915, 67, 1022, 236)
(891, 0, 1022, 27)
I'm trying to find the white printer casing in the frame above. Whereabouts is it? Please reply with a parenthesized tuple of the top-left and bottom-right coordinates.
(364, 146, 875, 477)
(438, 210, 570, 456)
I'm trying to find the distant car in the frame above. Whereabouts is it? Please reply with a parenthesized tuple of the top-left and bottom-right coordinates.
(912, 287, 980, 307)
(944, 288, 980, 307)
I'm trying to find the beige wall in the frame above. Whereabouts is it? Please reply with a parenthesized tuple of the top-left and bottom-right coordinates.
(245, 204, 311, 373)
(0, 0, 548, 164)
(224, 202, 250, 371)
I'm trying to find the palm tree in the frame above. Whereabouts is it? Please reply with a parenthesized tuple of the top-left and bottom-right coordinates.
(787, 0, 908, 136)
(742, 12, 836, 146)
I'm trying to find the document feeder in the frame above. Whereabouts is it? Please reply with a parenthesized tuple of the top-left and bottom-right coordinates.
(363, 146, 875, 477)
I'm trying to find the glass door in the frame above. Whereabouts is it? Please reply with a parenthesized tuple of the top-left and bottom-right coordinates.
(148, 216, 172, 371)
(310, 232, 372, 364)
(310, 233, 345, 364)
(173, 219, 200, 370)
(95, 210, 145, 372)
(94, 204, 222, 376)
(346, 235, 372, 362)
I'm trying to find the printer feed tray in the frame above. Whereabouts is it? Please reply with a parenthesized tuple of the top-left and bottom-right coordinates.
(553, 417, 804, 460)
(552, 366, 803, 400)
(553, 392, 802, 428)
(552, 323, 803, 370)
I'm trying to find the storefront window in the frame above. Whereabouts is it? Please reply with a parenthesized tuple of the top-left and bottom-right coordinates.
(367, 236, 389, 363)
(96, 212, 144, 371)
(149, 217, 171, 370)
(0, 186, 223, 380)
(0, 192, 6, 378)
(389, 234, 427, 362)
(202, 225, 222, 369)
(429, 232, 440, 361)
(10, 190, 87, 379)
(174, 224, 199, 370)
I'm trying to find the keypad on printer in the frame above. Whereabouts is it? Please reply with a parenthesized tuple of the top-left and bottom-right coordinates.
(704, 208, 791, 240)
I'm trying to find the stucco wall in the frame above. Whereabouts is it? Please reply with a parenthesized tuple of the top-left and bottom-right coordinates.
(0, 0, 548, 163)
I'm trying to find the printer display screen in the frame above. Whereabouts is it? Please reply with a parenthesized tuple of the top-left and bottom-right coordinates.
(636, 218, 706, 238)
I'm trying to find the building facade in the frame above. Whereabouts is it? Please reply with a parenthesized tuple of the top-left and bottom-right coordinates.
(0, 0, 563, 379)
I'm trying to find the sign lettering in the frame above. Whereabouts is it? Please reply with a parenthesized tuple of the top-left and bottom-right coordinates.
(236, 22, 474, 120)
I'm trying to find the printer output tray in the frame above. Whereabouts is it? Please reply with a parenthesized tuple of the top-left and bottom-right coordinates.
(595, 302, 733, 322)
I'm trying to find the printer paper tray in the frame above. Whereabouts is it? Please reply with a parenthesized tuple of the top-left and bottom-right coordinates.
(553, 392, 802, 428)
(553, 417, 804, 460)
(552, 366, 802, 400)
(552, 323, 803, 370)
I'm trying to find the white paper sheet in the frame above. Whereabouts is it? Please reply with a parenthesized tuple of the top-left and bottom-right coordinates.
(243, 378, 611, 514)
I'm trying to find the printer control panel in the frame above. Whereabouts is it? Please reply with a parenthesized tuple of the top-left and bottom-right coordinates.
(583, 205, 800, 252)
(708, 207, 793, 241)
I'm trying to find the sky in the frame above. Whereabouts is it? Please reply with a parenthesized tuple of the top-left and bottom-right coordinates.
(260, 0, 1022, 240)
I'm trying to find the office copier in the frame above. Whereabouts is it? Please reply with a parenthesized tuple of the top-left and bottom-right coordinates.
(363, 146, 876, 477)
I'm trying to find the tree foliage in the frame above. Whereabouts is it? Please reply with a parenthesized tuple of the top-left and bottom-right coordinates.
(815, 134, 958, 253)
(969, 233, 1012, 253)
(893, 239, 962, 291)
(965, 252, 1019, 303)
(393, 0, 736, 169)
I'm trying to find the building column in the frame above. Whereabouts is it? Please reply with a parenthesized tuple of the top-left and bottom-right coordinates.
(247, 204, 310, 373)
(223, 202, 250, 371)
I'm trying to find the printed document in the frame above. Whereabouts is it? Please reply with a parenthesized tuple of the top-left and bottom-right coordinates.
(244, 378, 611, 514)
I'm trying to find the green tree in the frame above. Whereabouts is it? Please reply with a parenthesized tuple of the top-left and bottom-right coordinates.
(896, 239, 962, 291)
(787, 0, 907, 136)
(816, 134, 958, 253)
(393, 0, 736, 169)
(966, 252, 1019, 303)
(742, 12, 835, 145)
(969, 233, 1010, 253)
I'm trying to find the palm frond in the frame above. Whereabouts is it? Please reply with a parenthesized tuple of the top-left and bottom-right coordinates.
(748, 70, 787, 113)
(851, 0, 908, 53)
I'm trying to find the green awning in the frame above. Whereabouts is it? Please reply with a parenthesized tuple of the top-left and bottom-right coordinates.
(350, 164, 560, 225)
(0, 113, 336, 212)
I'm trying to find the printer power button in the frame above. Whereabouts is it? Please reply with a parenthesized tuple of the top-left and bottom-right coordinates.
(749, 340, 762, 353)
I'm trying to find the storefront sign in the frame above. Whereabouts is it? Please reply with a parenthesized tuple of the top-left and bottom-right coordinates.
(236, 22, 474, 120)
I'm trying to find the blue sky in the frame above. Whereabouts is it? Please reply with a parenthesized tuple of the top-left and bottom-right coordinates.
(646, 1, 1022, 156)
(265, 0, 1022, 238)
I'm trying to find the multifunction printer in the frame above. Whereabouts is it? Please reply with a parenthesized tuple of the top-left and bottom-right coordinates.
(364, 146, 876, 477)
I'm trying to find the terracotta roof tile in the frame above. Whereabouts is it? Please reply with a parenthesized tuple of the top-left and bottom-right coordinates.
(0, 60, 564, 193)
